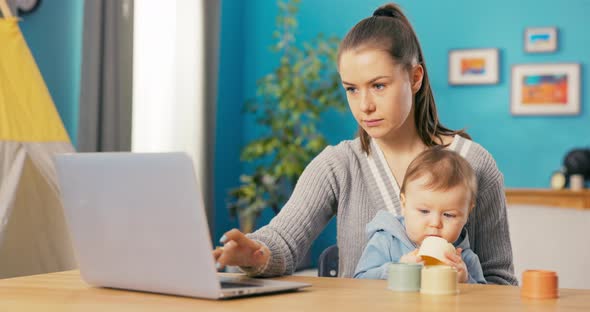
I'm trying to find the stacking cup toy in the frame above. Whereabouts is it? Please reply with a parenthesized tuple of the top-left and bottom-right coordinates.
(418, 236, 455, 265)
(521, 270, 559, 299)
(387, 263, 423, 292)
(420, 265, 459, 295)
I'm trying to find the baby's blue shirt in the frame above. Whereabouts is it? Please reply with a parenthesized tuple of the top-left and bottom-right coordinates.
(354, 210, 486, 284)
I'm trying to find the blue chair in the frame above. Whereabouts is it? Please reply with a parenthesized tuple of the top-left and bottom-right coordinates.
(317, 245, 339, 277)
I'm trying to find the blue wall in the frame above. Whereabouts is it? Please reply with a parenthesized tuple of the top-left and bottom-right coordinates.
(214, 0, 247, 240)
(215, 0, 590, 265)
(19, 0, 84, 146)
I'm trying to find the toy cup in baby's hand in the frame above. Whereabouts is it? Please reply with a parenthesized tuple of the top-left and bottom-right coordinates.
(417, 236, 455, 266)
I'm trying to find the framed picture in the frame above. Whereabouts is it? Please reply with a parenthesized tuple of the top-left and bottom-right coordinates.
(448, 48, 499, 85)
(511, 63, 580, 116)
(524, 27, 558, 53)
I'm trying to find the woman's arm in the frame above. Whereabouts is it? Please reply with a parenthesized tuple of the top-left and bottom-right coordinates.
(469, 156, 518, 285)
(244, 146, 344, 277)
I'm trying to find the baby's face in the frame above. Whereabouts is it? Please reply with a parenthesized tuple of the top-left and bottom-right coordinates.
(401, 176, 470, 246)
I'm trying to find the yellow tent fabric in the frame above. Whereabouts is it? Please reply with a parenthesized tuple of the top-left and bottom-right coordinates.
(0, 18, 70, 142)
(0, 17, 76, 278)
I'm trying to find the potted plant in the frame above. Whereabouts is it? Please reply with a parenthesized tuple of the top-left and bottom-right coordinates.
(227, 0, 346, 233)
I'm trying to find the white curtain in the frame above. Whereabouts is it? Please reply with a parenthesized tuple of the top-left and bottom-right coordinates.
(132, 0, 218, 232)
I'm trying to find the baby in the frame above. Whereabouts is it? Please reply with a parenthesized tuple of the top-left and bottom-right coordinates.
(354, 146, 486, 284)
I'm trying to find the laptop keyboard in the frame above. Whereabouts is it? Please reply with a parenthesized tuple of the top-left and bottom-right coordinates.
(220, 281, 259, 289)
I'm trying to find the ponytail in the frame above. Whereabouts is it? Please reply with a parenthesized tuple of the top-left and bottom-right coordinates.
(339, 3, 470, 155)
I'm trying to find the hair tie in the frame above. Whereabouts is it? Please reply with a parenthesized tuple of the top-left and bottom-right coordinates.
(373, 8, 399, 18)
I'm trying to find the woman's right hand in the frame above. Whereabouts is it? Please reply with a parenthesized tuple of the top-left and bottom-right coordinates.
(212, 228, 270, 270)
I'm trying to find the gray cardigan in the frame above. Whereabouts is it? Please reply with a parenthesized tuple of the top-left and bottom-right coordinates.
(247, 135, 517, 285)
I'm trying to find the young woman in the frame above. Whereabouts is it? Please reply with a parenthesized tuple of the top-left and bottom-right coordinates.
(214, 3, 517, 285)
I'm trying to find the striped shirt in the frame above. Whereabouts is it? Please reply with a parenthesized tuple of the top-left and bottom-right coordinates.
(247, 135, 517, 285)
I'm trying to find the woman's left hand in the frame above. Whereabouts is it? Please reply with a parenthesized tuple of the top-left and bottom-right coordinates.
(444, 247, 468, 283)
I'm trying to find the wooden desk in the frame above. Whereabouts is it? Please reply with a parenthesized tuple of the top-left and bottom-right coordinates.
(506, 188, 590, 210)
(0, 271, 589, 311)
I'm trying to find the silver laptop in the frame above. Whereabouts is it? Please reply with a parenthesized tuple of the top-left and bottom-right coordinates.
(54, 152, 310, 299)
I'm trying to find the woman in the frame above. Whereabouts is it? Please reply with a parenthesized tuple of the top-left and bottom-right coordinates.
(214, 3, 517, 285)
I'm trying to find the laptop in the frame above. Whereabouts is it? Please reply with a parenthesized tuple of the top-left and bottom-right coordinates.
(54, 152, 310, 299)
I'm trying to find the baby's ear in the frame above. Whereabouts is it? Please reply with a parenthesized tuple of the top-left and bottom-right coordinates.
(400, 193, 406, 212)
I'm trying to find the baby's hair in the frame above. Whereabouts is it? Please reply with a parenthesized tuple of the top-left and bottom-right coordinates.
(400, 146, 478, 211)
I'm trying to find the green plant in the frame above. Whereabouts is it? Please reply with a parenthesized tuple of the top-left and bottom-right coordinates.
(227, 0, 346, 232)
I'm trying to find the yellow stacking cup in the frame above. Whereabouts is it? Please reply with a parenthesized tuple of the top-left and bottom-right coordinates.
(420, 265, 459, 295)
(418, 236, 456, 266)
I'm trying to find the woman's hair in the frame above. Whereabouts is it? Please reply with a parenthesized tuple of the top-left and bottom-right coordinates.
(338, 3, 470, 154)
(400, 146, 478, 211)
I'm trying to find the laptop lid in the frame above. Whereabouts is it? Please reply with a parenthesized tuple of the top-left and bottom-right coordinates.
(54, 152, 309, 299)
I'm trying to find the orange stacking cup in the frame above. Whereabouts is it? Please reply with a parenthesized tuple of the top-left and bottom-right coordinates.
(521, 270, 559, 299)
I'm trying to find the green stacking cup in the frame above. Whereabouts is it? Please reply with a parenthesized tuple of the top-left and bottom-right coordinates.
(387, 263, 423, 292)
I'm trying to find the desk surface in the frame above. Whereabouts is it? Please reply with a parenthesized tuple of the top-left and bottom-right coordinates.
(0, 270, 588, 311)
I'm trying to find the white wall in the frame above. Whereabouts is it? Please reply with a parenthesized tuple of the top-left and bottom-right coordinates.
(508, 205, 590, 289)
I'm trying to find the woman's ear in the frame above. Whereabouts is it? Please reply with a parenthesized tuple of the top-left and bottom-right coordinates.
(411, 64, 424, 94)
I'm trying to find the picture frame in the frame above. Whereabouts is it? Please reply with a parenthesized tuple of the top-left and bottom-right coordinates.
(524, 27, 558, 53)
(511, 63, 580, 116)
(448, 48, 499, 85)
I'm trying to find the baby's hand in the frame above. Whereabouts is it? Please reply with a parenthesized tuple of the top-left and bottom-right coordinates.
(399, 249, 423, 264)
(443, 247, 468, 283)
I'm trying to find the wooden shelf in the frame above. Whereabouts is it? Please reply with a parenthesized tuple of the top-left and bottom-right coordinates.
(505, 188, 590, 210)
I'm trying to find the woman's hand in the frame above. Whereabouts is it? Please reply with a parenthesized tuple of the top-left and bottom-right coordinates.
(212, 229, 270, 270)
(399, 248, 424, 264)
(443, 247, 468, 283)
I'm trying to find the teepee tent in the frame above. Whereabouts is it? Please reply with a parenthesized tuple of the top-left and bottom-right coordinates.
(0, 3, 76, 278)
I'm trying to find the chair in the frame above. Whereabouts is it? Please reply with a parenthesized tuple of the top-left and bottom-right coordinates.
(317, 244, 339, 277)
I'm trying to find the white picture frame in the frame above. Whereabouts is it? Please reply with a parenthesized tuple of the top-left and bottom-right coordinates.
(448, 48, 499, 85)
(524, 27, 558, 53)
(511, 63, 580, 116)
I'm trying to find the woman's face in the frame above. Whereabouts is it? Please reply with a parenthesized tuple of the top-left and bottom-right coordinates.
(339, 49, 418, 141)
